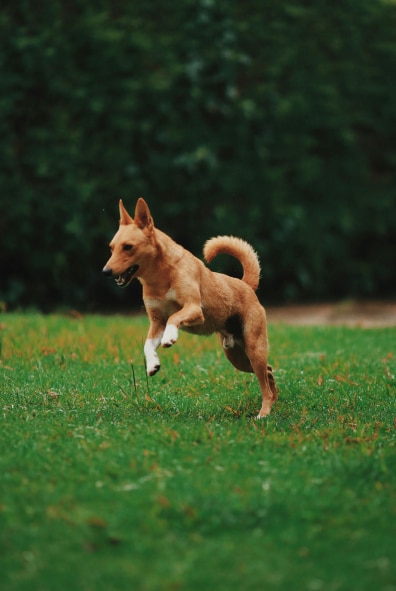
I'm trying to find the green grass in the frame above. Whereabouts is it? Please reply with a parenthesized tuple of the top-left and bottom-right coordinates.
(0, 313, 395, 591)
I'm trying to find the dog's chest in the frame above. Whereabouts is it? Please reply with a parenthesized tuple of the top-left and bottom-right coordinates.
(144, 288, 180, 316)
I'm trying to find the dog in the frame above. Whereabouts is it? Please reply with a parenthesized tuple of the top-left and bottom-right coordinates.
(103, 198, 277, 417)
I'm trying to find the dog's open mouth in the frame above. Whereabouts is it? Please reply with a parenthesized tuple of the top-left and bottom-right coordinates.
(115, 265, 139, 287)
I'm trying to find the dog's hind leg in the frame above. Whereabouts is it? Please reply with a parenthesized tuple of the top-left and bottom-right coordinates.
(252, 361, 276, 417)
(221, 338, 254, 373)
(267, 364, 277, 400)
(242, 324, 277, 418)
(250, 350, 277, 418)
(222, 335, 276, 416)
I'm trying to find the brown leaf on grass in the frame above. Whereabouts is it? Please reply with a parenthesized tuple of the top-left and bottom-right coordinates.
(317, 375, 324, 386)
(42, 347, 57, 356)
(224, 405, 241, 416)
(157, 495, 171, 508)
(345, 432, 378, 445)
(382, 352, 393, 362)
(182, 504, 197, 519)
(48, 390, 61, 399)
(322, 434, 329, 452)
(166, 429, 179, 442)
(46, 505, 67, 520)
(87, 516, 107, 528)
(333, 374, 358, 386)
(143, 449, 155, 457)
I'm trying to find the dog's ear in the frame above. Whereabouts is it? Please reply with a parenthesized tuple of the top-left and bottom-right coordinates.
(119, 200, 134, 225)
(134, 198, 154, 231)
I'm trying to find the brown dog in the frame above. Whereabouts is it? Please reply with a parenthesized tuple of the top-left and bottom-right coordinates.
(103, 198, 276, 417)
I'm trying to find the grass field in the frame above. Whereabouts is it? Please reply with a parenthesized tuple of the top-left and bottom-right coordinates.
(0, 313, 395, 591)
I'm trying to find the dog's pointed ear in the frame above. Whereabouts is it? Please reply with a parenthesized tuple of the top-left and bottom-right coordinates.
(119, 200, 134, 225)
(134, 198, 154, 231)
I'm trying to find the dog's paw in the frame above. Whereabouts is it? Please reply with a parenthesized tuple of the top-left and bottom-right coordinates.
(256, 401, 272, 419)
(161, 324, 178, 348)
(147, 363, 160, 377)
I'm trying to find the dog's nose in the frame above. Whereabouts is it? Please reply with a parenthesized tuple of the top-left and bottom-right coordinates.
(102, 266, 113, 277)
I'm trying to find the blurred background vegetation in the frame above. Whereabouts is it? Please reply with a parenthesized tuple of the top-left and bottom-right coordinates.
(1, 0, 395, 311)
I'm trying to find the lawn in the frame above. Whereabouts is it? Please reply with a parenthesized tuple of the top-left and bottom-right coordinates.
(0, 313, 395, 591)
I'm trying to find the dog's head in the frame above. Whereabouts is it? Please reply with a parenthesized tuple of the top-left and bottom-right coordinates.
(103, 198, 157, 287)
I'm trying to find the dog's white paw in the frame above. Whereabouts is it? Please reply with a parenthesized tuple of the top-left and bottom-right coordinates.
(147, 362, 160, 376)
(146, 352, 161, 376)
(161, 324, 178, 348)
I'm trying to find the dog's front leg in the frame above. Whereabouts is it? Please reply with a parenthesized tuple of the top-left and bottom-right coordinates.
(144, 336, 162, 376)
(161, 324, 179, 348)
(161, 303, 205, 348)
(144, 317, 166, 376)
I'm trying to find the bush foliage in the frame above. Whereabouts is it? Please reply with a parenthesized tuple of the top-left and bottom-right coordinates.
(1, 0, 396, 310)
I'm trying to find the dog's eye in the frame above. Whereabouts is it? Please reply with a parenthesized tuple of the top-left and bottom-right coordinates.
(123, 244, 133, 252)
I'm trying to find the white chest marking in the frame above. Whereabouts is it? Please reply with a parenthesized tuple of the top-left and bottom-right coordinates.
(144, 288, 178, 310)
(165, 288, 177, 301)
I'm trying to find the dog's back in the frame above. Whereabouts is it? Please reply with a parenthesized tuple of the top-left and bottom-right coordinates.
(203, 236, 261, 291)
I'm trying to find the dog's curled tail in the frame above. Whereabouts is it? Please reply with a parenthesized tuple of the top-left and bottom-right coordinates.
(203, 236, 261, 291)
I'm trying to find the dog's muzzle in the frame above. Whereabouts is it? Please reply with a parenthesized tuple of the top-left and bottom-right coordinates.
(102, 265, 139, 288)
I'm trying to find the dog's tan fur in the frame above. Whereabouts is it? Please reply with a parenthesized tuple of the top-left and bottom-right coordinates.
(103, 198, 277, 417)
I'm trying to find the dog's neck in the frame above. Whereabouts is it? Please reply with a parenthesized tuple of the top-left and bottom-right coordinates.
(138, 228, 185, 293)
(154, 228, 185, 264)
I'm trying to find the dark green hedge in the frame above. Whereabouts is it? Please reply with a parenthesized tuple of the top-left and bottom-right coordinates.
(1, 0, 396, 310)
